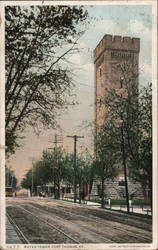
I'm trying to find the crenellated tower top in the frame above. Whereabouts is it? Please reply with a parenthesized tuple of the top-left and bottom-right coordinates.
(94, 34, 140, 63)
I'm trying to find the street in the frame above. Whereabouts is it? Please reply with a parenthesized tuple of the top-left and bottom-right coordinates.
(6, 197, 152, 244)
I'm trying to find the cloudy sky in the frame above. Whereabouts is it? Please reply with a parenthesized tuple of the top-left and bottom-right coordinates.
(8, 3, 152, 182)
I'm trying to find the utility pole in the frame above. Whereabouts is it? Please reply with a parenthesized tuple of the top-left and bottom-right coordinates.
(49, 134, 63, 199)
(31, 167, 34, 196)
(120, 77, 130, 213)
(67, 135, 84, 203)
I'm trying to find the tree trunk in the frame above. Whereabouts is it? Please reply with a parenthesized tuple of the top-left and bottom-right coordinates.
(57, 182, 60, 199)
(121, 124, 130, 213)
(54, 181, 58, 199)
(79, 182, 82, 204)
(74, 179, 77, 203)
(101, 178, 105, 208)
(149, 177, 152, 215)
(89, 170, 94, 195)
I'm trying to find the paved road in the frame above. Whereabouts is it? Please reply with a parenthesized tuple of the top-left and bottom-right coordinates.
(6, 197, 152, 244)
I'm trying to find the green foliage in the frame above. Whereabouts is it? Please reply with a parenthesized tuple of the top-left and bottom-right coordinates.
(129, 84, 152, 185)
(76, 154, 93, 185)
(5, 5, 88, 156)
(132, 199, 150, 206)
(95, 62, 152, 207)
(21, 148, 93, 196)
(20, 169, 32, 190)
(5, 167, 18, 188)
(94, 121, 119, 208)
(89, 199, 150, 206)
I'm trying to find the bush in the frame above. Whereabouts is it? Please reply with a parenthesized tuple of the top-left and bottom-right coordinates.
(89, 199, 150, 206)
(132, 200, 150, 206)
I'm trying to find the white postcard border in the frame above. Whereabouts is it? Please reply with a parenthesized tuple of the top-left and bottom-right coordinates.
(0, 1, 157, 250)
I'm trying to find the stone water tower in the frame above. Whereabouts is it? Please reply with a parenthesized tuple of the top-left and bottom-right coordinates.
(92, 35, 142, 199)
(94, 34, 140, 130)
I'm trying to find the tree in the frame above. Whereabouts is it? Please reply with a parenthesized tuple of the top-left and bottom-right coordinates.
(21, 149, 74, 197)
(74, 154, 90, 203)
(5, 167, 18, 188)
(52, 148, 70, 199)
(21, 169, 33, 191)
(21, 152, 52, 194)
(95, 123, 118, 208)
(127, 84, 152, 206)
(5, 5, 88, 156)
(114, 64, 152, 205)
(99, 62, 152, 210)
(21, 148, 94, 202)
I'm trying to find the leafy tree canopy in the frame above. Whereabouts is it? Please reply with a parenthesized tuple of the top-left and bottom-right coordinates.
(97, 62, 152, 189)
(21, 148, 93, 193)
(5, 167, 18, 188)
(5, 5, 88, 156)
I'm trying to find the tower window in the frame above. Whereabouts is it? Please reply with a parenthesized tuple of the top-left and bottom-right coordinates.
(99, 98, 102, 107)
(99, 68, 102, 77)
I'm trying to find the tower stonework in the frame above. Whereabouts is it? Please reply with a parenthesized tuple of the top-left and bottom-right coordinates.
(92, 35, 144, 199)
(94, 34, 140, 129)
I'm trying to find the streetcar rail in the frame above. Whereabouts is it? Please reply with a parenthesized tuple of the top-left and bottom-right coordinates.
(7, 212, 29, 244)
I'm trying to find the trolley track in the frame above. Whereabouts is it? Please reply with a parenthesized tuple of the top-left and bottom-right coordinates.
(6, 198, 152, 244)
(7, 205, 80, 244)
(55, 202, 152, 230)
(20, 205, 80, 243)
(27, 201, 151, 241)
(18, 202, 151, 243)
(54, 206, 151, 241)
(18, 204, 114, 243)
(6, 212, 29, 244)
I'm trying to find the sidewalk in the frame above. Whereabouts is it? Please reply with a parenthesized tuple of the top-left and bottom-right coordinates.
(6, 217, 22, 244)
(82, 200, 151, 215)
(86, 201, 101, 206)
(86, 202, 151, 215)
(110, 205, 152, 215)
(38, 197, 152, 216)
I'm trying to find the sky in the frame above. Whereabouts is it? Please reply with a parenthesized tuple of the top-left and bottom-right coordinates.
(7, 3, 152, 183)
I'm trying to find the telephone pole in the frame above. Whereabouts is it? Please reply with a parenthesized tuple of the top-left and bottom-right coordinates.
(67, 135, 84, 203)
(49, 134, 63, 199)
(120, 77, 130, 213)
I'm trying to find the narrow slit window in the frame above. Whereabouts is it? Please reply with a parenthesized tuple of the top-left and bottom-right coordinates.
(100, 68, 102, 77)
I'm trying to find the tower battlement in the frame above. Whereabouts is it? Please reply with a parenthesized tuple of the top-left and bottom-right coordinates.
(94, 34, 140, 63)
